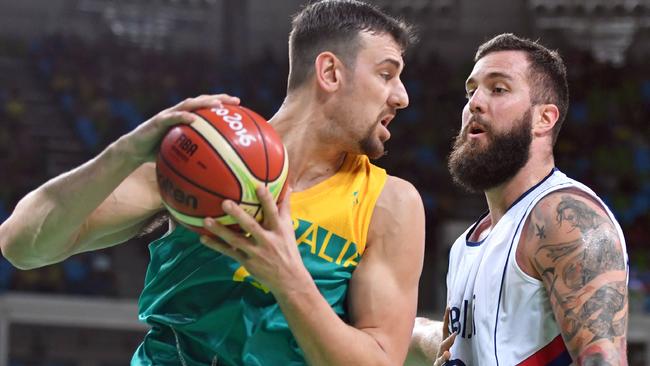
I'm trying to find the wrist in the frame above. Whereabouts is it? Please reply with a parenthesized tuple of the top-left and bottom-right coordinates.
(110, 134, 152, 167)
(271, 266, 318, 303)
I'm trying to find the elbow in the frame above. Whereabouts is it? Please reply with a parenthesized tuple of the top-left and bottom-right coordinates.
(0, 191, 60, 270)
(1, 241, 37, 270)
(0, 227, 41, 270)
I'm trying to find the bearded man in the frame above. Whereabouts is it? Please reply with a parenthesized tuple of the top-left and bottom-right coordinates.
(412, 33, 628, 366)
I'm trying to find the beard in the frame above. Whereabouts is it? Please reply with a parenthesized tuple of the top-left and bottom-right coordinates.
(448, 108, 533, 193)
(359, 122, 386, 160)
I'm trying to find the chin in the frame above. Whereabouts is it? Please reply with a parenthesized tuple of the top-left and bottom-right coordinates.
(367, 150, 385, 160)
(463, 138, 491, 154)
(359, 134, 386, 159)
(362, 143, 385, 159)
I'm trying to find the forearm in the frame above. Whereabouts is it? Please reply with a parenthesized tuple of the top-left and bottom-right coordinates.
(0, 138, 143, 268)
(577, 338, 627, 365)
(275, 280, 395, 366)
(406, 317, 444, 364)
(560, 289, 628, 365)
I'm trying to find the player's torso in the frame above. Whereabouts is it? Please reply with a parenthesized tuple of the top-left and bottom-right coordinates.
(445, 169, 627, 366)
(134, 154, 386, 366)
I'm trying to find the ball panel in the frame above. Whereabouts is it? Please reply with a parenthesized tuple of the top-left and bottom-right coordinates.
(159, 124, 242, 200)
(190, 115, 262, 204)
(195, 107, 270, 181)
(267, 149, 290, 201)
(242, 107, 287, 181)
(157, 157, 227, 217)
(157, 104, 288, 236)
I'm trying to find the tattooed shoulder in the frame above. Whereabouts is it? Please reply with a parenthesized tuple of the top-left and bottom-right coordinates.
(531, 190, 625, 282)
(555, 194, 607, 234)
(526, 190, 628, 363)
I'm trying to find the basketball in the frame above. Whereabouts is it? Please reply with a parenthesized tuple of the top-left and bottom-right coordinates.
(156, 104, 288, 235)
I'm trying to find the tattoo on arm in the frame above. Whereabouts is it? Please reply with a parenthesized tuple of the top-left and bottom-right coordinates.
(556, 195, 603, 234)
(534, 224, 546, 239)
(532, 194, 627, 365)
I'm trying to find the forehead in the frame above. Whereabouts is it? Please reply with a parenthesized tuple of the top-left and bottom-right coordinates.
(467, 50, 530, 84)
(356, 32, 404, 67)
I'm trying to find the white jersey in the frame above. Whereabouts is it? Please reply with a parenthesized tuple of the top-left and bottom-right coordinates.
(445, 169, 627, 366)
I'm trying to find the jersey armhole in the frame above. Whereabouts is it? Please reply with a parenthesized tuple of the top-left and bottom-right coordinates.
(511, 245, 543, 285)
(510, 183, 582, 286)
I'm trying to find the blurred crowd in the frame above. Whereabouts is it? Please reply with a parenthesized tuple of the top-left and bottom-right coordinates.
(0, 34, 648, 312)
(0, 86, 28, 223)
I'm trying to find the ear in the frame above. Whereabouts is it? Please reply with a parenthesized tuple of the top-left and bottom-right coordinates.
(314, 51, 343, 93)
(533, 104, 559, 137)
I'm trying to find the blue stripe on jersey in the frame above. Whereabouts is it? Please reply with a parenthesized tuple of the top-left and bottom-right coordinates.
(507, 168, 557, 211)
(465, 211, 489, 246)
(493, 168, 558, 365)
(466, 239, 485, 247)
(493, 207, 527, 365)
(547, 350, 572, 366)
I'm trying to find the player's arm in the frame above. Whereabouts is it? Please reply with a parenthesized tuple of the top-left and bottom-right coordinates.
(0, 94, 239, 269)
(407, 317, 445, 365)
(406, 311, 456, 366)
(0, 148, 161, 270)
(521, 189, 628, 364)
(202, 176, 426, 365)
(342, 176, 426, 365)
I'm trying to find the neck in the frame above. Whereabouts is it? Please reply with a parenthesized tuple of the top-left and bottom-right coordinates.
(484, 154, 555, 226)
(269, 91, 349, 192)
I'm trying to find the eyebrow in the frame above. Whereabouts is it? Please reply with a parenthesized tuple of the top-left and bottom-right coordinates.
(465, 72, 514, 88)
(377, 58, 403, 70)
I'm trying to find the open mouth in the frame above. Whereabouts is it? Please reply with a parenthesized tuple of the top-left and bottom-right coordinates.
(468, 122, 486, 136)
(380, 114, 394, 127)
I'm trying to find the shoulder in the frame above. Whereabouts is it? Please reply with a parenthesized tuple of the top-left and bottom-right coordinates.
(373, 176, 424, 228)
(518, 189, 628, 363)
(378, 175, 422, 209)
(367, 175, 425, 248)
(519, 187, 624, 279)
(528, 187, 616, 242)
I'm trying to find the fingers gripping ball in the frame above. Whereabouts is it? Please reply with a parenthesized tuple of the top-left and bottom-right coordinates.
(156, 105, 289, 235)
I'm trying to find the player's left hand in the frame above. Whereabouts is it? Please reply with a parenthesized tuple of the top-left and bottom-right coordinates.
(199, 186, 312, 295)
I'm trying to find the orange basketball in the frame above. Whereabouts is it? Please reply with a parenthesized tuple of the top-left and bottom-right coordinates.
(156, 105, 288, 235)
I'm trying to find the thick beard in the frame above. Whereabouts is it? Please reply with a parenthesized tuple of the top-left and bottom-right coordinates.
(359, 123, 385, 160)
(448, 109, 533, 193)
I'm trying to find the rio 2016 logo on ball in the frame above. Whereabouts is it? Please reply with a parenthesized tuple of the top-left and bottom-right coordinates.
(156, 105, 288, 235)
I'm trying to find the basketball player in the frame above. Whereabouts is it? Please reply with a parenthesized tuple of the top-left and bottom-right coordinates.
(414, 34, 629, 365)
(0, 1, 451, 364)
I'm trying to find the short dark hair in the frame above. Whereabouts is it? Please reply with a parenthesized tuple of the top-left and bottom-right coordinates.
(475, 33, 569, 145)
(288, 0, 416, 91)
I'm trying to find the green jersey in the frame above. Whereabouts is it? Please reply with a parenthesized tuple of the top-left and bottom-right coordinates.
(132, 155, 387, 365)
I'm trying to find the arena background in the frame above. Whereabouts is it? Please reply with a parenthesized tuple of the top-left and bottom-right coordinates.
(0, 0, 648, 364)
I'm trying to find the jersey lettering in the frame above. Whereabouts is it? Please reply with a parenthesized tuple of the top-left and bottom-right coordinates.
(233, 218, 360, 292)
(450, 295, 477, 339)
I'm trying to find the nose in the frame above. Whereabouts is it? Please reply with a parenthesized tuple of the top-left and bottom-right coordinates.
(468, 88, 486, 114)
(389, 79, 409, 110)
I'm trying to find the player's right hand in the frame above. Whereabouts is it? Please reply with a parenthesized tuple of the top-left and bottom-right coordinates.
(433, 307, 457, 366)
(117, 94, 240, 164)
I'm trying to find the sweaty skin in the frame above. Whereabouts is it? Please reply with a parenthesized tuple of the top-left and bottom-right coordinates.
(519, 189, 627, 364)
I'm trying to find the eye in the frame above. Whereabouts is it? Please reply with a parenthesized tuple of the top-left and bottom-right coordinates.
(493, 87, 507, 94)
(380, 72, 393, 81)
(465, 89, 475, 99)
